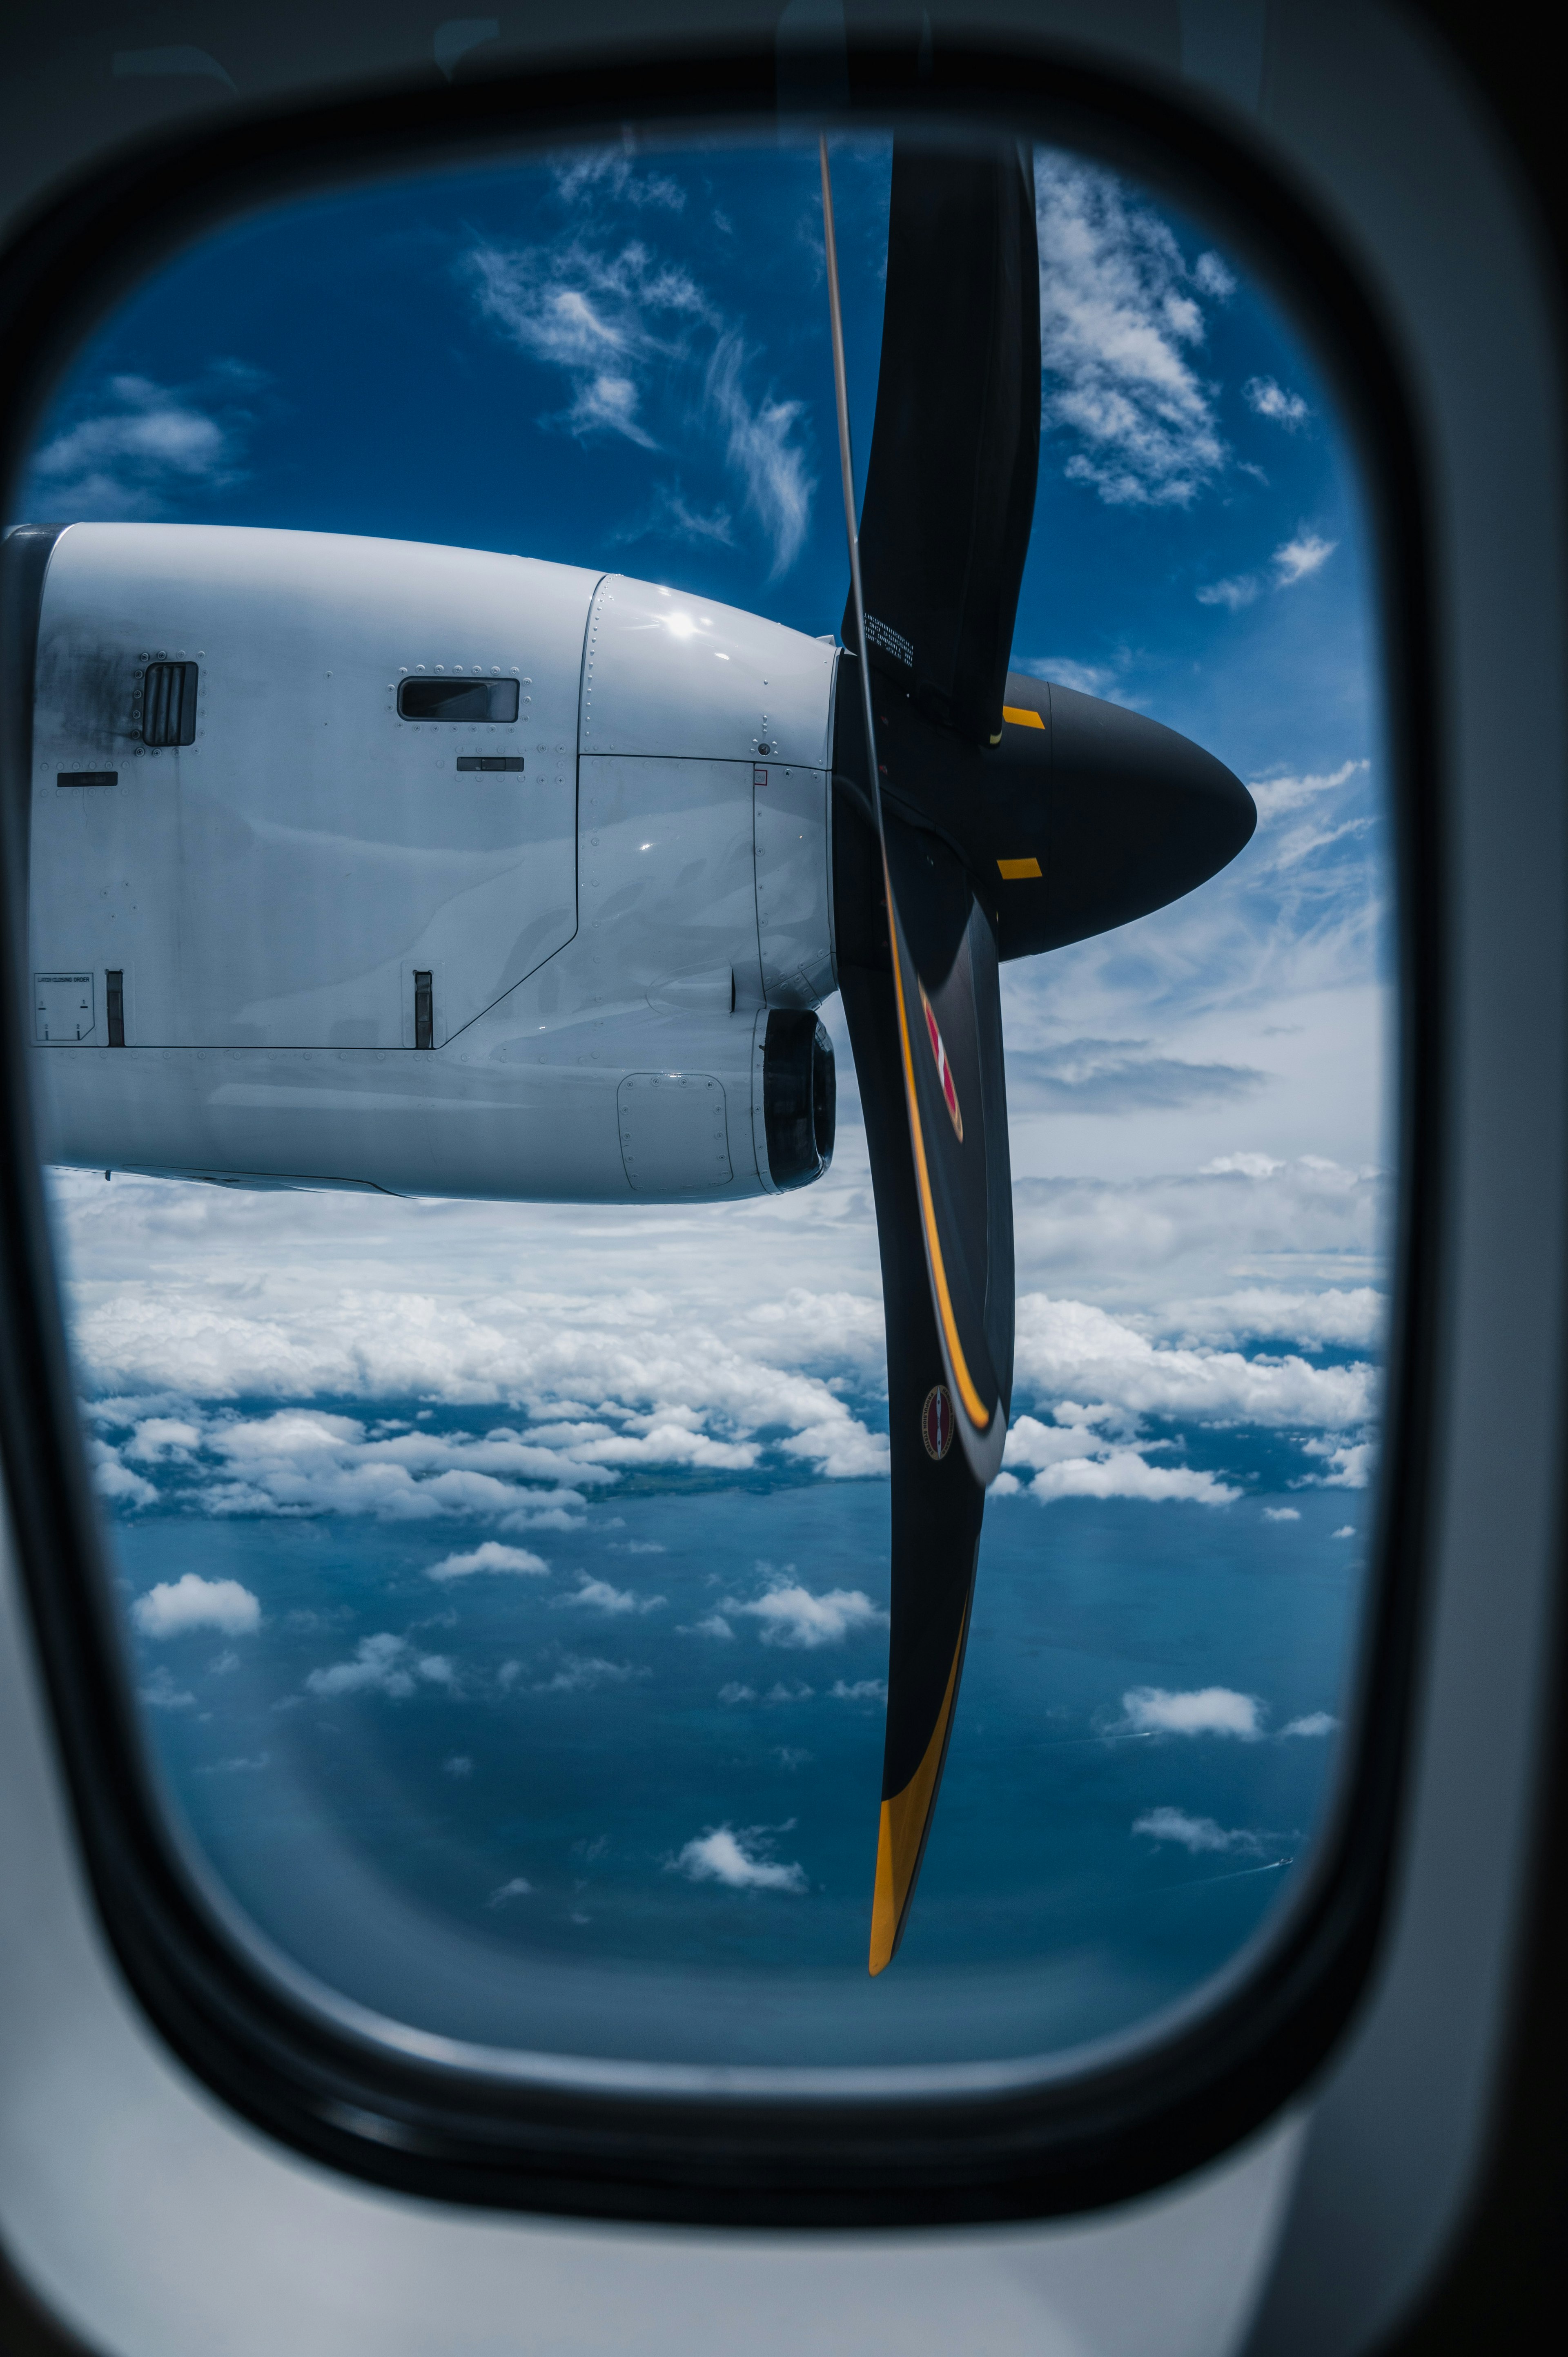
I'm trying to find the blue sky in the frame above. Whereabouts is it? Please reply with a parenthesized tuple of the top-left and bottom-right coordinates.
(25, 136, 1394, 2063)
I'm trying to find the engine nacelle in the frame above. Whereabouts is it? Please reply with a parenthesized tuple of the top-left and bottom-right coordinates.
(15, 523, 838, 1201)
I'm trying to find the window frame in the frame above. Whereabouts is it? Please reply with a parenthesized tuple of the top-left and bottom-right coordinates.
(0, 28, 1442, 2229)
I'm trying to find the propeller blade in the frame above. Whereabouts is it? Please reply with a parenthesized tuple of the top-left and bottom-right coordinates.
(846, 136, 1041, 744)
(818, 134, 1035, 1965)
(834, 788, 1011, 1973)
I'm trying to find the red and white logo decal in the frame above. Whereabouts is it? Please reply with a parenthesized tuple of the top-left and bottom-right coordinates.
(918, 983, 964, 1141)
(921, 1385, 955, 1461)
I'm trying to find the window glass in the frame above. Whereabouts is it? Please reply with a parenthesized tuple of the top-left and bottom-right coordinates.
(399, 674, 521, 722)
(17, 135, 1392, 2077)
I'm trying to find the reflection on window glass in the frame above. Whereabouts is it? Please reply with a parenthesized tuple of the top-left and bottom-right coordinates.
(19, 134, 1390, 2075)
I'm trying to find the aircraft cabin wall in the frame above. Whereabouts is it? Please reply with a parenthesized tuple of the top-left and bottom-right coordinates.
(26, 526, 837, 1202)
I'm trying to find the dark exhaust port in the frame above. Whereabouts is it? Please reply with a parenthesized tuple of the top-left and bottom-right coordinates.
(762, 1010, 835, 1190)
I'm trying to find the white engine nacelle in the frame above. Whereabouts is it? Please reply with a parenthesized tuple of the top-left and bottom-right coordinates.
(24, 524, 839, 1201)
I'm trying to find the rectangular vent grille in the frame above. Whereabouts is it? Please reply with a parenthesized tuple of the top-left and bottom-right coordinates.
(106, 971, 125, 1048)
(141, 661, 198, 747)
(414, 972, 433, 1051)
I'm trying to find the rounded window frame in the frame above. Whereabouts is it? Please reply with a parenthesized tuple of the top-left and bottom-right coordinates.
(0, 29, 1441, 2228)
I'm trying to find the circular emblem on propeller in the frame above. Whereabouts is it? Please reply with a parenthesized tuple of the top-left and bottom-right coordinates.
(921, 1385, 955, 1461)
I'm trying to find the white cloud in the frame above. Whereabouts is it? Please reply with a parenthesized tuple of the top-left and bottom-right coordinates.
(426, 1541, 549, 1581)
(1133, 1807, 1263, 1855)
(139, 1666, 196, 1711)
(552, 152, 687, 213)
(1198, 533, 1337, 611)
(682, 1612, 734, 1639)
(1168, 1285, 1385, 1350)
(1282, 1712, 1337, 1738)
(1119, 1686, 1264, 1739)
(1273, 532, 1336, 585)
(131, 1573, 261, 1639)
(444, 1754, 474, 1777)
(1013, 1296, 1376, 1430)
(532, 1654, 648, 1694)
(552, 1574, 664, 1615)
(1308, 1437, 1378, 1489)
(1023, 1445, 1238, 1507)
(1332, 1525, 1356, 1540)
(1008, 1036, 1266, 1115)
(725, 1566, 886, 1648)
(305, 1633, 453, 1700)
(829, 1678, 886, 1702)
(486, 1876, 534, 1906)
(1263, 1506, 1301, 1522)
(1243, 376, 1309, 428)
(1036, 149, 1227, 506)
(1201, 1152, 1284, 1177)
(774, 1747, 812, 1771)
(29, 371, 247, 515)
(467, 235, 708, 446)
(91, 1441, 158, 1509)
(125, 1417, 203, 1463)
(1196, 573, 1261, 612)
(704, 331, 814, 578)
(717, 1682, 755, 1704)
(1245, 759, 1366, 828)
(1015, 657, 1118, 698)
(668, 1824, 808, 1893)
(465, 221, 812, 574)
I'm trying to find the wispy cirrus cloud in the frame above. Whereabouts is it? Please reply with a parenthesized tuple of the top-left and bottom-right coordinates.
(704, 330, 814, 577)
(464, 204, 815, 574)
(1036, 149, 1230, 506)
(466, 236, 709, 448)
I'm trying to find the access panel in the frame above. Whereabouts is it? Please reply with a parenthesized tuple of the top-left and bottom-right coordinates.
(29, 525, 597, 1048)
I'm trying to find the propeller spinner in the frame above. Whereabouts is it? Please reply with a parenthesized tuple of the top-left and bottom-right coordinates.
(818, 138, 1256, 1973)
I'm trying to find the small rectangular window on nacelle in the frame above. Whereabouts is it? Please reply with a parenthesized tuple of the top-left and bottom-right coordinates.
(398, 676, 519, 723)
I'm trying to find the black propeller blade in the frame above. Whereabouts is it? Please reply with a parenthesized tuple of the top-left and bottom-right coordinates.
(820, 134, 1037, 1970)
(847, 140, 1042, 744)
(832, 767, 1013, 1971)
(819, 136, 1254, 1971)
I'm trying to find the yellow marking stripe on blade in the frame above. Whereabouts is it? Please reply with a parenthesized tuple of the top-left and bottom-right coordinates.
(997, 856, 1042, 880)
(1002, 704, 1045, 729)
(883, 850, 990, 1433)
(870, 1605, 971, 1975)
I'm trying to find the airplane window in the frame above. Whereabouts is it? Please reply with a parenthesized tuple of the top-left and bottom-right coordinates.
(13, 128, 1393, 2092)
(398, 675, 521, 722)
